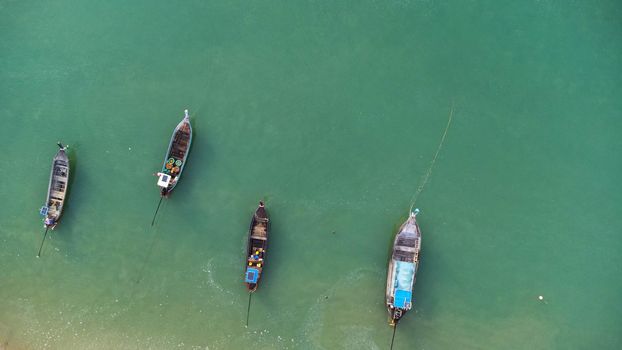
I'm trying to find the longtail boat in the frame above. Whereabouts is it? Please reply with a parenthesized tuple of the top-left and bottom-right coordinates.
(155, 109, 192, 197)
(244, 201, 270, 292)
(40, 142, 70, 230)
(386, 208, 421, 326)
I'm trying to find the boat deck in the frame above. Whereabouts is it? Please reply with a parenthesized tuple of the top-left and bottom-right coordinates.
(251, 221, 268, 240)
(169, 125, 191, 160)
(47, 158, 69, 218)
(393, 249, 416, 262)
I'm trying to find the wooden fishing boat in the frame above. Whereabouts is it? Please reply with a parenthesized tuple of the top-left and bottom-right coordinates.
(155, 109, 192, 197)
(385, 208, 421, 326)
(244, 201, 270, 292)
(40, 143, 70, 230)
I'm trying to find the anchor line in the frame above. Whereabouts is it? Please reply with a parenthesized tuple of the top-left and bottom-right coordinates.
(408, 105, 454, 213)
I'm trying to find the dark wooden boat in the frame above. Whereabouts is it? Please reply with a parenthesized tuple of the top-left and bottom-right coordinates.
(155, 109, 192, 197)
(40, 143, 70, 230)
(385, 209, 421, 326)
(244, 201, 270, 292)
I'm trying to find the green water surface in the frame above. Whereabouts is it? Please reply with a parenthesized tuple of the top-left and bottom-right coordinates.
(1, 1, 621, 349)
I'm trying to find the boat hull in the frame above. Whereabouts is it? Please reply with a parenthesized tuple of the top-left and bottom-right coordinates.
(42, 146, 70, 229)
(158, 111, 192, 197)
(244, 202, 269, 292)
(385, 211, 421, 325)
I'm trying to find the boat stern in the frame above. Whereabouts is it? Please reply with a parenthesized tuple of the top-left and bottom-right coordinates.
(245, 266, 260, 292)
(40, 206, 58, 229)
(43, 216, 57, 230)
(156, 172, 171, 188)
(156, 172, 176, 196)
(388, 306, 404, 326)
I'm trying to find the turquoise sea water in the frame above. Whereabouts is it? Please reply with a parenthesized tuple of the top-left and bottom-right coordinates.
(1, 1, 621, 349)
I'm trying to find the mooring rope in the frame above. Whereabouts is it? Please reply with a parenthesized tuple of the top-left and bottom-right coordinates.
(408, 105, 454, 213)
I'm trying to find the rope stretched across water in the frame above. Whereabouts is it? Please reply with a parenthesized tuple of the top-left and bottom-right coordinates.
(408, 106, 454, 213)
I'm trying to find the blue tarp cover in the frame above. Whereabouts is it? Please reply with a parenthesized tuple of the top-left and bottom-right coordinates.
(394, 261, 416, 291)
(245, 267, 259, 283)
(394, 289, 412, 309)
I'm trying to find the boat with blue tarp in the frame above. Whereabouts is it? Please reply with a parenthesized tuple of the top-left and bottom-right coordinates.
(244, 201, 270, 292)
(155, 109, 192, 197)
(385, 208, 421, 326)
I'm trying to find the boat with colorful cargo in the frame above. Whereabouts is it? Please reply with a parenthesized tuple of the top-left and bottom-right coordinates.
(155, 109, 192, 197)
(244, 201, 270, 292)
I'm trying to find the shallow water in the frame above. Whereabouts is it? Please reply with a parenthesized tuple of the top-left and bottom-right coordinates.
(1, 1, 621, 349)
